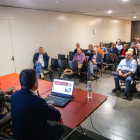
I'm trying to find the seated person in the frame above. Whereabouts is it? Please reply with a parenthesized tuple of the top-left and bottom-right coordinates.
(120, 44, 128, 56)
(33, 47, 50, 79)
(128, 48, 137, 60)
(112, 52, 137, 99)
(116, 39, 123, 54)
(11, 69, 64, 140)
(96, 44, 104, 58)
(130, 38, 140, 50)
(74, 43, 82, 54)
(109, 43, 119, 68)
(73, 48, 85, 71)
(100, 42, 107, 54)
(87, 47, 103, 80)
(85, 44, 93, 57)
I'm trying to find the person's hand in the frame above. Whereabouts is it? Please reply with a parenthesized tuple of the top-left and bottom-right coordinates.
(123, 74, 128, 78)
(92, 61, 97, 64)
(49, 104, 55, 108)
(36, 61, 40, 63)
(42, 50, 45, 54)
(13, 88, 18, 92)
(119, 72, 123, 77)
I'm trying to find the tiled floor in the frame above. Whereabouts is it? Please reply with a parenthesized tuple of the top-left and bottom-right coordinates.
(45, 73, 140, 140)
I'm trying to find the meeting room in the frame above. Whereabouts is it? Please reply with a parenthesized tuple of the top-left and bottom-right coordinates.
(0, 0, 140, 140)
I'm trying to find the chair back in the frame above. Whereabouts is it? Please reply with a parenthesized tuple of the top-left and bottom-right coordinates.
(121, 42, 126, 45)
(68, 61, 78, 71)
(82, 49, 88, 54)
(58, 60, 67, 70)
(67, 55, 73, 62)
(51, 58, 58, 69)
(69, 51, 74, 56)
(58, 54, 65, 60)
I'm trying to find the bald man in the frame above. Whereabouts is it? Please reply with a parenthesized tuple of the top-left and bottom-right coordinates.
(96, 44, 104, 58)
(112, 52, 137, 99)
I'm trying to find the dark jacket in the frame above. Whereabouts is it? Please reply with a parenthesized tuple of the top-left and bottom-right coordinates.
(74, 48, 83, 54)
(85, 49, 92, 56)
(120, 49, 128, 56)
(109, 48, 119, 56)
(33, 53, 50, 69)
(88, 52, 103, 70)
(11, 89, 61, 140)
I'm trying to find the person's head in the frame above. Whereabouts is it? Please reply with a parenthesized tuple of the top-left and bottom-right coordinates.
(77, 48, 82, 54)
(134, 38, 139, 43)
(123, 44, 128, 50)
(20, 69, 39, 91)
(0, 96, 5, 114)
(112, 43, 116, 49)
(39, 47, 44, 54)
(117, 39, 121, 45)
(76, 43, 80, 48)
(88, 44, 93, 50)
(99, 42, 104, 47)
(92, 47, 98, 54)
(125, 51, 132, 61)
(96, 44, 100, 50)
(128, 48, 134, 55)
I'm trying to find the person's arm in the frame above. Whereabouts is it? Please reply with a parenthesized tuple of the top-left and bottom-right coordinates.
(39, 98, 61, 121)
(130, 60, 137, 74)
(79, 53, 85, 64)
(118, 69, 123, 77)
(43, 53, 50, 60)
(72, 54, 76, 61)
(117, 60, 123, 72)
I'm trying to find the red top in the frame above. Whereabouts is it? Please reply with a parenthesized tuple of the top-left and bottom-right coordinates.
(122, 49, 127, 56)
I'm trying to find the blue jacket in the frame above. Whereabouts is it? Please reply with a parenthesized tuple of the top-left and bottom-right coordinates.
(11, 88, 61, 140)
(85, 49, 92, 56)
(109, 48, 119, 56)
(88, 52, 103, 70)
(33, 53, 50, 69)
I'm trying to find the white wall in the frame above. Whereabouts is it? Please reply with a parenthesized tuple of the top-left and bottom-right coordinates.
(0, 7, 131, 75)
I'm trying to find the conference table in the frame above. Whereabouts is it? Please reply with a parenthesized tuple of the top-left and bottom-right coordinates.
(0, 73, 108, 139)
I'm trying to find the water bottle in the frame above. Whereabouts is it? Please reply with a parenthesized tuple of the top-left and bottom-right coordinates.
(87, 81, 92, 99)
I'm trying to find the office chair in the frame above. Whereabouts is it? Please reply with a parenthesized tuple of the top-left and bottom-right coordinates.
(67, 55, 73, 62)
(69, 51, 74, 56)
(121, 42, 126, 45)
(58, 54, 65, 60)
(51, 58, 58, 69)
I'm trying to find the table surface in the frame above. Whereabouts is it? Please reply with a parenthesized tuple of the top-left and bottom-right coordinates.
(0, 73, 108, 129)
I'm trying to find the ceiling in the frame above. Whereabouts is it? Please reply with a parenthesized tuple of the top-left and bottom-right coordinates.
(0, 0, 140, 21)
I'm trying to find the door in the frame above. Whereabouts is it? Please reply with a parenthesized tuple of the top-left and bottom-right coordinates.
(0, 20, 15, 76)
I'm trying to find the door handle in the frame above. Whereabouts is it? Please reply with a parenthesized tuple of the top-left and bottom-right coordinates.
(11, 56, 14, 61)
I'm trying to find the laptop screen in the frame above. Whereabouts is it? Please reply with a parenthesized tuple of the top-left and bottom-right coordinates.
(51, 79, 74, 96)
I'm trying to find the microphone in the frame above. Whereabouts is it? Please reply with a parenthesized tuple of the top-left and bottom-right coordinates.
(37, 90, 40, 96)
(87, 81, 92, 99)
(87, 81, 92, 91)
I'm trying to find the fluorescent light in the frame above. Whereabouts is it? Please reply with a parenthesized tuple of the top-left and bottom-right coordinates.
(122, 0, 128, 1)
(107, 11, 112, 14)
(133, 16, 137, 18)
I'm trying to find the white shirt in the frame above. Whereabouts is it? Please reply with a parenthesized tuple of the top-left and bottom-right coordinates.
(116, 44, 123, 51)
(38, 54, 44, 67)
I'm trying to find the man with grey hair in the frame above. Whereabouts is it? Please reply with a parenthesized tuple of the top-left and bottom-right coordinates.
(33, 47, 50, 79)
(112, 51, 137, 99)
(85, 44, 93, 59)
(130, 38, 140, 50)
(87, 47, 103, 80)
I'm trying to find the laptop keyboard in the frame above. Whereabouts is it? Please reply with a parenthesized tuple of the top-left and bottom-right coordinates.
(45, 96, 70, 107)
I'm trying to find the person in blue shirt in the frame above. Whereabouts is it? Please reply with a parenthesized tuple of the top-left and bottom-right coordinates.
(112, 51, 137, 99)
(85, 44, 93, 58)
(33, 47, 50, 79)
(11, 69, 64, 140)
(109, 43, 119, 68)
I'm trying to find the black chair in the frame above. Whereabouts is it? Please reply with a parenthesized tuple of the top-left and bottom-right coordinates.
(69, 51, 74, 56)
(93, 64, 102, 82)
(82, 49, 88, 54)
(58, 60, 67, 70)
(58, 54, 65, 60)
(121, 42, 126, 45)
(67, 55, 73, 62)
